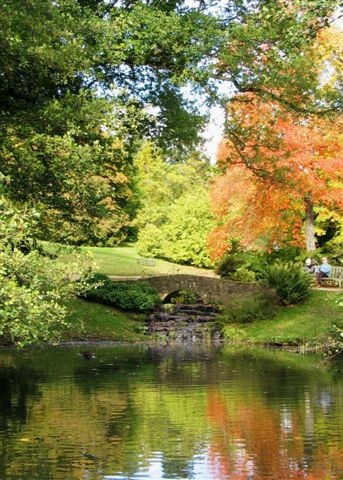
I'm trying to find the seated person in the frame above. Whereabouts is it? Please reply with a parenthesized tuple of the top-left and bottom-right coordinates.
(316, 257, 331, 286)
(304, 258, 315, 274)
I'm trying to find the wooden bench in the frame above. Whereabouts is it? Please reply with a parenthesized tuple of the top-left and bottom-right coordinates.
(137, 258, 156, 267)
(321, 266, 343, 288)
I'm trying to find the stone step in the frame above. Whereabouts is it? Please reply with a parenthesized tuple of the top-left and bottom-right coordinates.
(147, 312, 218, 323)
(172, 304, 219, 314)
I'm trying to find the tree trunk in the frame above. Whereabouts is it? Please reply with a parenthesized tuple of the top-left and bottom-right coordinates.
(304, 195, 316, 251)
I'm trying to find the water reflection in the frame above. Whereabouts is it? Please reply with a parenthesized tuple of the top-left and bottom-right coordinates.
(0, 345, 342, 480)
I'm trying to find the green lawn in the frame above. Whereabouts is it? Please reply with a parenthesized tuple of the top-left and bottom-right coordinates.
(239, 290, 342, 346)
(47, 243, 216, 277)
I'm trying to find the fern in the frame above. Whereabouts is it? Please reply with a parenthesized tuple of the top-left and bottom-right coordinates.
(263, 262, 312, 305)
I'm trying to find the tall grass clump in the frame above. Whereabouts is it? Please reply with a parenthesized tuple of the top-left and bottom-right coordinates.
(216, 294, 276, 331)
(263, 262, 312, 305)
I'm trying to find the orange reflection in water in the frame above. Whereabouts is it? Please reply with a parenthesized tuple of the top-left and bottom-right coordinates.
(206, 389, 343, 480)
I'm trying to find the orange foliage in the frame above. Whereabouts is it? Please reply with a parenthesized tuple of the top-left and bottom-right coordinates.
(209, 94, 343, 259)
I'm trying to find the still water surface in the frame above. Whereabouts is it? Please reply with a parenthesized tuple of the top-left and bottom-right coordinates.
(0, 344, 342, 480)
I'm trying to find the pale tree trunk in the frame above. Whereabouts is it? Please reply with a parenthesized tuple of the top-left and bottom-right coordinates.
(304, 195, 316, 251)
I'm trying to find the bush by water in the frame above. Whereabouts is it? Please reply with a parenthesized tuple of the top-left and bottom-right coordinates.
(83, 274, 160, 312)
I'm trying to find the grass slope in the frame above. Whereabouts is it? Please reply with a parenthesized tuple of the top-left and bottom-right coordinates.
(46, 243, 215, 277)
(239, 290, 342, 345)
(83, 245, 216, 276)
(63, 298, 147, 342)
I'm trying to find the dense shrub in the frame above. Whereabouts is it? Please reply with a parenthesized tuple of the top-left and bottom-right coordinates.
(321, 240, 343, 266)
(215, 251, 267, 281)
(263, 262, 312, 305)
(83, 274, 160, 312)
(0, 197, 92, 347)
(217, 294, 275, 327)
(264, 246, 301, 263)
(232, 266, 257, 282)
(326, 320, 343, 355)
(215, 254, 240, 277)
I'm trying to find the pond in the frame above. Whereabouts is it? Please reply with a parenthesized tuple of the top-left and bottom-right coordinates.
(0, 344, 343, 480)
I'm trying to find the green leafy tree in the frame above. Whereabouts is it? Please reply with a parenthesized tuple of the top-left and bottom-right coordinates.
(1, 97, 135, 245)
(0, 0, 225, 243)
(217, 0, 341, 114)
(133, 142, 216, 267)
(0, 197, 92, 346)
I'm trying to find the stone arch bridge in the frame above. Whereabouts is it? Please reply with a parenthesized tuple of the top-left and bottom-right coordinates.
(110, 274, 272, 305)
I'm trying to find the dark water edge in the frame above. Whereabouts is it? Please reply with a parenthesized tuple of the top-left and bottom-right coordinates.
(1, 338, 342, 358)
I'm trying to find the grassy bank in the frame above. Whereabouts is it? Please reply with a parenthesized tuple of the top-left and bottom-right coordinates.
(63, 298, 147, 342)
(222, 290, 342, 348)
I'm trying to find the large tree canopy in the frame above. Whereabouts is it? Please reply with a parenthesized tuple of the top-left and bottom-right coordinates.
(1, 0, 341, 245)
(210, 95, 343, 257)
(0, 0, 225, 243)
(0, 0, 223, 146)
(209, 21, 343, 258)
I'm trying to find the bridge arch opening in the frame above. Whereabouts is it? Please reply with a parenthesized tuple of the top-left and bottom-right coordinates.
(162, 288, 202, 305)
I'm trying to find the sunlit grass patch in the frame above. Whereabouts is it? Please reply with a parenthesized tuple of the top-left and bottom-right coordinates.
(44, 242, 215, 277)
(63, 298, 147, 342)
(241, 290, 342, 345)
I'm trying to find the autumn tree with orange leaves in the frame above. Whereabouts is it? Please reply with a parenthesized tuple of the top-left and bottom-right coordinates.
(209, 22, 343, 259)
(209, 94, 343, 258)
